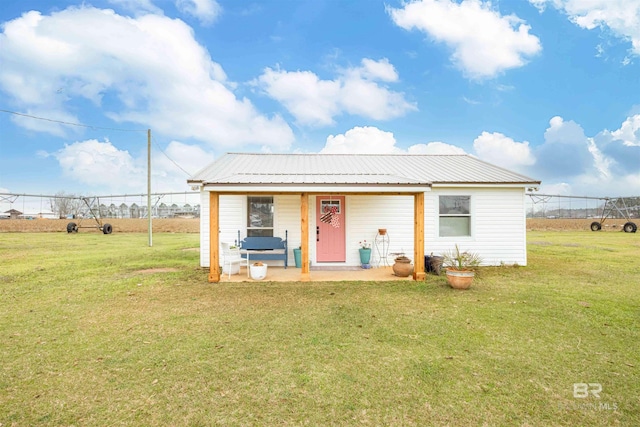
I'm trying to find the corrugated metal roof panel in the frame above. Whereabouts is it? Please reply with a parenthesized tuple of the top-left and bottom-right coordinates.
(188, 153, 540, 186)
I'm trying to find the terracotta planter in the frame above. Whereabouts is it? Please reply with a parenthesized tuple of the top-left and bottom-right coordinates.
(392, 256, 413, 277)
(445, 269, 475, 289)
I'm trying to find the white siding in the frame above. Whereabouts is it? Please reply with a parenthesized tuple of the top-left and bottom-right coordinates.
(425, 188, 528, 266)
(274, 195, 300, 267)
(220, 194, 245, 248)
(345, 195, 414, 266)
(199, 193, 244, 268)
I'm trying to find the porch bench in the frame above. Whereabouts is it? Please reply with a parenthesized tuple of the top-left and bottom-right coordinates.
(238, 230, 288, 269)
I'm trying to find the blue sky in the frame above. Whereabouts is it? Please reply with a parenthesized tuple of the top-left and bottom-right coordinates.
(1, 0, 639, 197)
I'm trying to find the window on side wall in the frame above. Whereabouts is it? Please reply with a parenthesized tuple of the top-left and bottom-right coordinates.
(439, 196, 471, 237)
(247, 196, 274, 237)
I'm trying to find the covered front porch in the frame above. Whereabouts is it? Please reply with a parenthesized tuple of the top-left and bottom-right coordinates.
(207, 191, 428, 283)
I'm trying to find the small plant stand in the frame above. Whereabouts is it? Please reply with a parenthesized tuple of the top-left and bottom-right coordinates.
(374, 231, 390, 267)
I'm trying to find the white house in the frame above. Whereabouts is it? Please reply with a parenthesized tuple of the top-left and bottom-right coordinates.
(188, 153, 540, 282)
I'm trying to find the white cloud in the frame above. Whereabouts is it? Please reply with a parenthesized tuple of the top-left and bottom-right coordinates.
(321, 126, 402, 154)
(0, 7, 293, 150)
(407, 141, 466, 154)
(256, 68, 341, 127)
(51, 139, 144, 190)
(532, 0, 640, 55)
(532, 115, 640, 196)
(153, 140, 215, 178)
(255, 58, 417, 127)
(593, 114, 640, 175)
(610, 114, 640, 146)
(538, 182, 572, 195)
(534, 116, 595, 180)
(388, 0, 542, 79)
(46, 139, 214, 192)
(473, 131, 535, 172)
(175, 0, 222, 25)
(358, 58, 399, 82)
(585, 137, 612, 178)
(319, 127, 467, 155)
(528, 0, 548, 13)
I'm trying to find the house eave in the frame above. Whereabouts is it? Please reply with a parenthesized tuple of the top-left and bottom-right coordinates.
(200, 183, 432, 193)
(431, 182, 541, 188)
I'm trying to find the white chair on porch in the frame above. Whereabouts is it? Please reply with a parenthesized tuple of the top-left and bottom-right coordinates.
(221, 242, 244, 278)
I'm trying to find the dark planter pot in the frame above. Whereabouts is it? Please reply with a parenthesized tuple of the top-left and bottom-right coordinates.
(425, 255, 444, 275)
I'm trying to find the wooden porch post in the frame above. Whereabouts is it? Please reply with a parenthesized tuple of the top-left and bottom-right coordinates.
(413, 192, 426, 281)
(208, 191, 220, 283)
(300, 192, 311, 281)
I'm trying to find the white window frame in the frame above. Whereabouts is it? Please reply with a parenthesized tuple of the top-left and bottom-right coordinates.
(247, 195, 274, 237)
(320, 198, 342, 214)
(438, 195, 473, 238)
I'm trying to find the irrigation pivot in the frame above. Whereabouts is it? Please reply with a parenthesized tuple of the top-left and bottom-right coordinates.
(66, 196, 113, 234)
(527, 193, 638, 233)
(590, 197, 637, 233)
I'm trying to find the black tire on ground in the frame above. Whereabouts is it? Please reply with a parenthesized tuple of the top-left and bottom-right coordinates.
(623, 222, 637, 233)
(67, 222, 78, 233)
(102, 223, 113, 234)
(590, 221, 602, 231)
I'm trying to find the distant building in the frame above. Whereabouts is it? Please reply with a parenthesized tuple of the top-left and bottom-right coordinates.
(4, 209, 22, 220)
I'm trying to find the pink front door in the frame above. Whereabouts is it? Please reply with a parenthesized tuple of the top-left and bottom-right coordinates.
(316, 196, 346, 262)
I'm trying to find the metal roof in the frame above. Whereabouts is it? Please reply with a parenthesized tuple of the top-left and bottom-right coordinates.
(188, 153, 540, 188)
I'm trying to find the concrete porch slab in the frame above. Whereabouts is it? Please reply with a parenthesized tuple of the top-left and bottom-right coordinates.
(219, 265, 418, 282)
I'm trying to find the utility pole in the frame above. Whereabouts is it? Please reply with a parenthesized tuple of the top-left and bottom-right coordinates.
(148, 129, 152, 247)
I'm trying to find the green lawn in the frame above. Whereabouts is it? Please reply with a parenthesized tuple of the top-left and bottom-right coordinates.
(0, 231, 638, 426)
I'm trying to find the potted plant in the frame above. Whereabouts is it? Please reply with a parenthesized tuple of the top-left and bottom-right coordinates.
(442, 244, 482, 289)
(359, 240, 372, 268)
(392, 255, 413, 277)
(250, 261, 267, 280)
(293, 246, 302, 268)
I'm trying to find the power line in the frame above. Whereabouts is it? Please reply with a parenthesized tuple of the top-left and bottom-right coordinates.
(0, 108, 148, 132)
(2, 108, 194, 175)
(151, 135, 193, 177)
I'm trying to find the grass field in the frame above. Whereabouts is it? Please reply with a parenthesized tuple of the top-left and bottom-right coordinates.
(1, 231, 638, 426)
